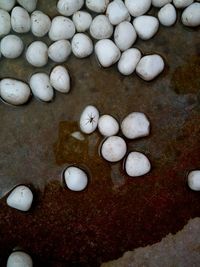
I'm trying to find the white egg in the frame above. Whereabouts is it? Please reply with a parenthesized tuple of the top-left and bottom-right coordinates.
(121, 112, 150, 139)
(136, 54, 165, 81)
(1, 35, 24, 59)
(6, 185, 33, 211)
(0, 78, 31, 105)
(152, 0, 172, 8)
(0, 9, 11, 37)
(188, 170, 200, 191)
(80, 105, 99, 134)
(118, 48, 142, 76)
(11, 6, 31, 33)
(106, 0, 129, 25)
(57, 0, 84, 16)
(181, 3, 200, 27)
(49, 16, 75, 41)
(72, 11, 92, 32)
(114, 21, 137, 51)
(133, 15, 159, 40)
(50, 65, 70, 93)
(48, 40, 71, 63)
(98, 115, 119, 136)
(173, 0, 194, 9)
(0, 0, 16, 12)
(125, 0, 151, 17)
(125, 152, 151, 177)
(71, 33, 93, 58)
(17, 0, 38, 12)
(101, 136, 127, 162)
(26, 41, 48, 67)
(86, 0, 109, 13)
(31, 10, 51, 37)
(29, 73, 54, 102)
(64, 166, 88, 191)
(90, 15, 113, 40)
(158, 3, 177, 26)
(95, 39, 121, 68)
(7, 251, 33, 267)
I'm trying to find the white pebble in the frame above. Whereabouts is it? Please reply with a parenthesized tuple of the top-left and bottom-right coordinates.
(80, 105, 99, 134)
(0, 9, 11, 37)
(133, 15, 159, 40)
(0, 78, 31, 105)
(188, 170, 200, 191)
(71, 33, 93, 58)
(152, 0, 172, 8)
(125, 152, 151, 177)
(50, 65, 70, 93)
(98, 115, 119, 136)
(6, 185, 33, 211)
(86, 0, 109, 13)
(57, 0, 84, 16)
(48, 40, 71, 63)
(7, 251, 33, 267)
(106, 0, 129, 25)
(158, 3, 177, 26)
(101, 136, 127, 162)
(64, 166, 88, 191)
(118, 48, 141, 76)
(11, 6, 31, 33)
(125, 0, 151, 17)
(114, 21, 137, 51)
(121, 112, 150, 139)
(31, 10, 51, 37)
(17, 0, 38, 12)
(173, 0, 194, 9)
(49, 16, 75, 41)
(90, 15, 113, 40)
(26, 41, 48, 67)
(0, 0, 16, 12)
(1, 35, 24, 59)
(95, 39, 121, 68)
(136, 54, 165, 81)
(30, 73, 54, 102)
(181, 3, 200, 27)
(72, 11, 92, 32)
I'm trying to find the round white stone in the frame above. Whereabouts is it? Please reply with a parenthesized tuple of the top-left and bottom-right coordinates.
(86, 0, 109, 13)
(29, 73, 54, 102)
(26, 41, 48, 67)
(71, 33, 93, 58)
(121, 112, 150, 139)
(118, 48, 142, 76)
(1, 35, 24, 59)
(158, 3, 177, 26)
(114, 21, 137, 51)
(133, 15, 159, 40)
(106, 0, 129, 25)
(95, 39, 121, 68)
(90, 15, 113, 40)
(64, 166, 88, 191)
(49, 16, 75, 41)
(6, 185, 33, 211)
(0, 9, 11, 37)
(11, 6, 31, 33)
(72, 11, 92, 32)
(173, 0, 194, 9)
(98, 115, 119, 137)
(17, 0, 38, 12)
(125, 152, 151, 177)
(0, 0, 16, 12)
(7, 251, 33, 267)
(125, 0, 151, 17)
(136, 54, 165, 81)
(48, 40, 71, 63)
(80, 105, 99, 134)
(57, 0, 84, 16)
(152, 0, 172, 8)
(181, 3, 200, 27)
(50, 65, 70, 93)
(101, 136, 127, 162)
(0, 78, 31, 105)
(188, 170, 200, 191)
(31, 10, 51, 37)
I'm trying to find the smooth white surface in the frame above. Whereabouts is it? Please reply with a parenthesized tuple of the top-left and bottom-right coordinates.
(106, 0, 129, 25)
(72, 11, 92, 32)
(71, 33, 93, 58)
(173, 0, 193, 8)
(125, 152, 151, 177)
(133, 15, 159, 40)
(31, 10, 51, 37)
(64, 166, 88, 191)
(49, 16, 75, 41)
(6, 185, 33, 211)
(152, 0, 172, 7)
(98, 115, 119, 136)
(86, 0, 109, 13)
(125, 0, 151, 17)
(7, 251, 33, 267)
(50, 65, 70, 93)
(0, 9, 11, 37)
(57, 0, 84, 16)
(181, 3, 200, 27)
(11, 6, 31, 33)
(26, 41, 48, 67)
(158, 3, 177, 26)
(0, 0, 16, 11)
(90, 15, 113, 40)
(48, 40, 71, 63)
(1, 35, 24, 59)
(188, 170, 200, 191)
(80, 105, 99, 134)
(118, 48, 141, 75)
(17, 0, 38, 12)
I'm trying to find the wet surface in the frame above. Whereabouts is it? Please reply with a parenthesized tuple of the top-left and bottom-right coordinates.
(0, 1, 200, 267)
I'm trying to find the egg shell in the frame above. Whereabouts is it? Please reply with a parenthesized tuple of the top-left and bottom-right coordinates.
(49, 16, 75, 41)
(57, 0, 84, 16)
(0, 0, 16, 11)
(72, 11, 92, 32)
(17, 0, 38, 12)
(86, 0, 110, 13)
(80, 105, 99, 134)
(188, 170, 200, 191)
(72, 33, 93, 58)
(152, 0, 172, 8)
(0, 9, 11, 37)
(181, 3, 200, 27)
(125, 0, 151, 17)
(106, 0, 130, 25)
(133, 15, 159, 40)
(158, 3, 177, 26)
(98, 115, 119, 136)
(90, 15, 113, 40)
(48, 40, 71, 63)
(26, 41, 48, 67)
(64, 166, 88, 191)
(50, 65, 70, 93)
(125, 152, 151, 177)
(7, 251, 33, 267)
(118, 48, 141, 75)
(173, 0, 194, 9)
(1, 35, 24, 59)
(31, 10, 51, 37)
(11, 6, 31, 33)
